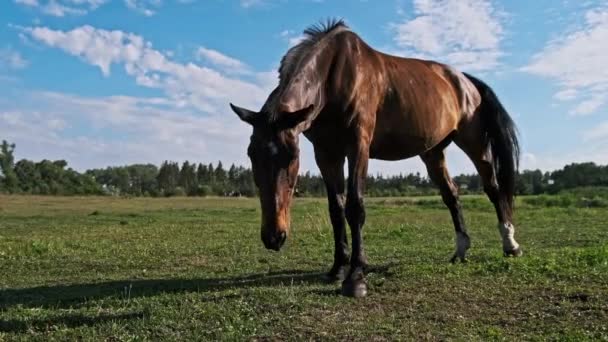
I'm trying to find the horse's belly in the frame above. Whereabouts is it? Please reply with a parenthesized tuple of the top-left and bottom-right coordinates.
(370, 110, 456, 160)
(369, 132, 437, 160)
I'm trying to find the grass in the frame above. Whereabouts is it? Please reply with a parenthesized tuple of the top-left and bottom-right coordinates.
(1, 194, 607, 340)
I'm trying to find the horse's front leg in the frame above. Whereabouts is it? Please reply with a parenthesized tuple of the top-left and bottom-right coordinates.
(315, 149, 349, 281)
(323, 173, 350, 281)
(342, 142, 370, 298)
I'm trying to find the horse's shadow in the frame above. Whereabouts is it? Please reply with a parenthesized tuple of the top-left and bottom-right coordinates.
(0, 264, 396, 333)
(0, 269, 323, 333)
(0, 269, 326, 311)
(1, 264, 396, 311)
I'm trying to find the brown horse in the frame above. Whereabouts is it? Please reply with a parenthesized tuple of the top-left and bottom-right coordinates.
(230, 19, 522, 297)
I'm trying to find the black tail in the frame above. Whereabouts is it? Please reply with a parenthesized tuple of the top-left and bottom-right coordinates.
(464, 73, 520, 206)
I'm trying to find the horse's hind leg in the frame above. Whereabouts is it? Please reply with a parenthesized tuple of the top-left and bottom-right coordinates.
(471, 154, 521, 256)
(421, 148, 471, 263)
(455, 137, 522, 257)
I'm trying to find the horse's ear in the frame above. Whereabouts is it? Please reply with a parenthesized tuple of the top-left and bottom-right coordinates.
(230, 103, 260, 125)
(276, 104, 315, 129)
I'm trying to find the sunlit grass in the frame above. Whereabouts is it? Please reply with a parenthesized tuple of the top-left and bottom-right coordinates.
(1, 195, 607, 340)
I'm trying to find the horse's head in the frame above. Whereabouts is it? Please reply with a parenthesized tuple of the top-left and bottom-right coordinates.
(230, 102, 314, 251)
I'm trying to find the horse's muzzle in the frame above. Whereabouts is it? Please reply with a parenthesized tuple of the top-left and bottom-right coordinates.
(262, 231, 287, 251)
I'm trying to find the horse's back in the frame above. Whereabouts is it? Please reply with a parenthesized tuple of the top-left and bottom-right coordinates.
(308, 30, 482, 161)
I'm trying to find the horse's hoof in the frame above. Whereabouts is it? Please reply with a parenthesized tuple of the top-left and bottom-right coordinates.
(341, 279, 367, 298)
(323, 265, 347, 283)
(450, 254, 468, 264)
(504, 247, 523, 257)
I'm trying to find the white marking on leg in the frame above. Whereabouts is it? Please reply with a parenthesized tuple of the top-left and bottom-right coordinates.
(498, 222, 519, 252)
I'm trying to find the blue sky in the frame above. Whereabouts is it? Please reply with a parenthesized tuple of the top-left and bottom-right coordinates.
(1, 0, 607, 175)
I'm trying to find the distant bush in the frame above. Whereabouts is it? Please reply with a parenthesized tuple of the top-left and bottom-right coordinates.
(195, 185, 213, 197)
(523, 195, 573, 208)
(414, 198, 445, 209)
(163, 186, 186, 197)
(522, 188, 608, 208)
(580, 196, 608, 208)
(173, 187, 186, 197)
(559, 186, 608, 199)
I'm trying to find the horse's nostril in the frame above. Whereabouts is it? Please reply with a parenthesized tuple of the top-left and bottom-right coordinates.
(262, 230, 286, 251)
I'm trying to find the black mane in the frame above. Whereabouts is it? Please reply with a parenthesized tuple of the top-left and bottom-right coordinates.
(278, 18, 348, 83)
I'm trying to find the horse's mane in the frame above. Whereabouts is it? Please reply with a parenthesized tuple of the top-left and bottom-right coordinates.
(278, 18, 348, 83)
(263, 19, 348, 122)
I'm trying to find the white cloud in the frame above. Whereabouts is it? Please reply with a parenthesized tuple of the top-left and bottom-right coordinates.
(520, 152, 538, 170)
(279, 30, 304, 47)
(64, 0, 107, 7)
(553, 89, 578, 101)
(0, 48, 28, 69)
(15, 0, 39, 6)
(13, 0, 107, 16)
(522, 6, 608, 116)
(0, 91, 255, 170)
(24, 25, 139, 76)
(124, 0, 160, 16)
(12, 24, 283, 171)
(571, 94, 606, 116)
(22, 25, 274, 113)
(288, 36, 303, 47)
(517, 146, 608, 171)
(390, 0, 506, 71)
(12, 0, 178, 16)
(196, 47, 250, 74)
(240, 0, 324, 8)
(43, 1, 87, 16)
(584, 121, 608, 142)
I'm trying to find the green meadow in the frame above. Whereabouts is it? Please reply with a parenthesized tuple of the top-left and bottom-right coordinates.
(1, 195, 607, 340)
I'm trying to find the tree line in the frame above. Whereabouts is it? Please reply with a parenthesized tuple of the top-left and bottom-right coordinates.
(1, 140, 607, 197)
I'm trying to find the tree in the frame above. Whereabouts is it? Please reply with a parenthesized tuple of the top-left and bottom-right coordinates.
(157, 161, 174, 196)
(228, 164, 238, 184)
(207, 163, 215, 184)
(0, 140, 18, 193)
(2, 139, 608, 198)
(127, 164, 159, 196)
(196, 163, 206, 184)
(156, 161, 182, 196)
(178, 161, 197, 195)
(215, 161, 226, 184)
(114, 167, 131, 194)
(14, 159, 38, 193)
(551, 162, 606, 190)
